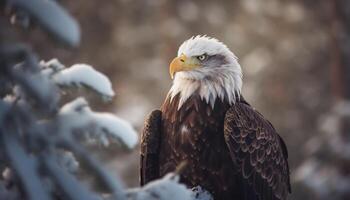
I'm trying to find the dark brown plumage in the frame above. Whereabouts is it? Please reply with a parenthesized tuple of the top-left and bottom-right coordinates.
(140, 93, 290, 200)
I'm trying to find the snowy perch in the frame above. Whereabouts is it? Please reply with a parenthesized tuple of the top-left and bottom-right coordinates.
(126, 173, 192, 200)
(126, 173, 213, 200)
(57, 98, 138, 149)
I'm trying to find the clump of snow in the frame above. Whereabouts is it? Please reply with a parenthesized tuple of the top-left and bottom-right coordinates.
(53, 64, 115, 98)
(56, 151, 79, 174)
(191, 186, 213, 200)
(58, 98, 138, 149)
(2, 95, 16, 103)
(126, 174, 213, 200)
(127, 173, 192, 200)
(40, 58, 66, 77)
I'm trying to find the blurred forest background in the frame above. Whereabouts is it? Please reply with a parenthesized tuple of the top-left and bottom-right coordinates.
(12, 0, 350, 199)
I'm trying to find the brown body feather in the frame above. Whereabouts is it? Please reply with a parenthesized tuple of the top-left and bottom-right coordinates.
(140, 94, 290, 200)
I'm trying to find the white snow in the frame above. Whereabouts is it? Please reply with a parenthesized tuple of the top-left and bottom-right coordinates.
(40, 58, 66, 77)
(58, 98, 138, 149)
(56, 151, 79, 174)
(53, 64, 115, 97)
(191, 186, 213, 200)
(127, 174, 214, 200)
(127, 173, 192, 200)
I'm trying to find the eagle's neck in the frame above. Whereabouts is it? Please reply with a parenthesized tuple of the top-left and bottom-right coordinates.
(167, 68, 242, 110)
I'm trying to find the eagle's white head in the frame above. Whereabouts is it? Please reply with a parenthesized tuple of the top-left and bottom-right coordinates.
(168, 35, 243, 109)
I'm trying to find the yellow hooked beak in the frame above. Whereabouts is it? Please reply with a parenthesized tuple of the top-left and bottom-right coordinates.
(169, 54, 200, 79)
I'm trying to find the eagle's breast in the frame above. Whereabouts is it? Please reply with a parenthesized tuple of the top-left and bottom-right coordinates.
(159, 93, 238, 198)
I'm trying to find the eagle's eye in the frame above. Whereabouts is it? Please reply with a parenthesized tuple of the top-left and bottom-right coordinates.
(196, 54, 207, 61)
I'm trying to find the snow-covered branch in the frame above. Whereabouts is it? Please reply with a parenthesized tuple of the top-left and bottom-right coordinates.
(126, 174, 213, 200)
(57, 97, 138, 149)
(41, 59, 115, 99)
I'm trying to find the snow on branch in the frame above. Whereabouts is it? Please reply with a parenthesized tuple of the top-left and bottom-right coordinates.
(40, 58, 66, 76)
(127, 173, 192, 200)
(126, 173, 213, 200)
(41, 59, 115, 98)
(54, 64, 115, 98)
(58, 97, 138, 149)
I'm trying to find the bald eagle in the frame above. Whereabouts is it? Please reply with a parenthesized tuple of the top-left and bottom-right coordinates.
(140, 36, 291, 200)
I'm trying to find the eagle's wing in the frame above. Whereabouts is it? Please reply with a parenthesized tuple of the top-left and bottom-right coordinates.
(224, 102, 291, 200)
(140, 110, 162, 186)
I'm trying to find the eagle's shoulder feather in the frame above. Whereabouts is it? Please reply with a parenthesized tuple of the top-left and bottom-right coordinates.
(140, 110, 162, 185)
(224, 102, 291, 200)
